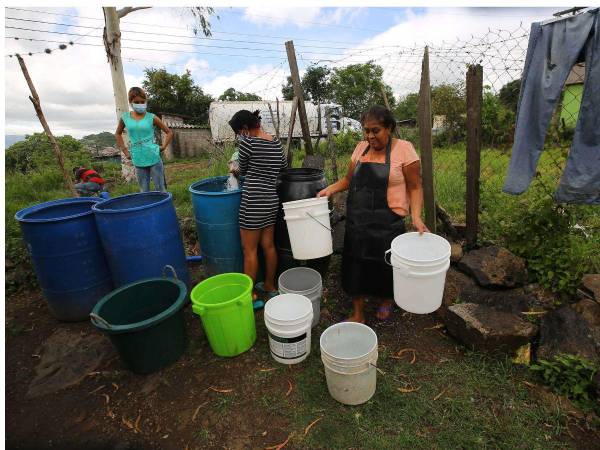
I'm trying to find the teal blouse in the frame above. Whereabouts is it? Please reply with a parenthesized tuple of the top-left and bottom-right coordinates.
(121, 111, 160, 167)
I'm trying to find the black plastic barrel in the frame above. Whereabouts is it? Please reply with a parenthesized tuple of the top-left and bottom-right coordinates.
(275, 168, 331, 278)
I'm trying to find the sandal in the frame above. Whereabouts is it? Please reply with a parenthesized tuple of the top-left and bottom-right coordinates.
(254, 282, 279, 300)
(253, 299, 265, 310)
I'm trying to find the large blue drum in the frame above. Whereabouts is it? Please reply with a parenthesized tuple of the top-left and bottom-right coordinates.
(15, 197, 114, 321)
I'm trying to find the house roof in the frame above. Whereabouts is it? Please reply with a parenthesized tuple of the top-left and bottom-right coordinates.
(565, 63, 585, 86)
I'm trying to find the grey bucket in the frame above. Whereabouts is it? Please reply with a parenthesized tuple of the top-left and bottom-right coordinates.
(278, 267, 322, 327)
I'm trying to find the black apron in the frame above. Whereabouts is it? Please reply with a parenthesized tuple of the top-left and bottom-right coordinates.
(342, 138, 406, 297)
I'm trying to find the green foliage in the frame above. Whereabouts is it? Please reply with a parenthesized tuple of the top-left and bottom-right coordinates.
(481, 87, 515, 147)
(281, 75, 294, 101)
(5, 133, 91, 174)
(329, 62, 395, 119)
(502, 187, 593, 298)
(531, 354, 599, 412)
(431, 83, 466, 146)
(281, 65, 332, 103)
(332, 130, 361, 154)
(142, 68, 213, 124)
(188, 6, 216, 37)
(79, 131, 116, 150)
(394, 92, 419, 121)
(218, 87, 261, 101)
(498, 78, 521, 113)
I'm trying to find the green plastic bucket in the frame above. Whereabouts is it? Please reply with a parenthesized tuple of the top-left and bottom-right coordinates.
(190, 273, 256, 357)
(90, 272, 188, 374)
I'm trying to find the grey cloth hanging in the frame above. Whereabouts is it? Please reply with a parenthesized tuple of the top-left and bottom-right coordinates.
(503, 8, 600, 204)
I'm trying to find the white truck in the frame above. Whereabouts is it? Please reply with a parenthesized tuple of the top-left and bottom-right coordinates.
(208, 100, 344, 143)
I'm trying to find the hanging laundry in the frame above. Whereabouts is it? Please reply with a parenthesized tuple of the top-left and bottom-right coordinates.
(503, 8, 600, 204)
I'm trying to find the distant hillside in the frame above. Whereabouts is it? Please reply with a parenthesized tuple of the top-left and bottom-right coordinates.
(80, 132, 116, 150)
(5, 135, 25, 148)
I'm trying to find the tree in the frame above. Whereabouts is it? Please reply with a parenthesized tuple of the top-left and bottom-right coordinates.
(142, 68, 213, 124)
(329, 62, 395, 119)
(431, 83, 466, 145)
(481, 87, 515, 147)
(218, 87, 262, 101)
(281, 76, 294, 101)
(280, 65, 332, 103)
(395, 92, 419, 121)
(498, 79, 521, 113)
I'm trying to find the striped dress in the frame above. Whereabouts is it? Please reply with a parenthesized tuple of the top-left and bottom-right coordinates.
(237, 136, 287, 229)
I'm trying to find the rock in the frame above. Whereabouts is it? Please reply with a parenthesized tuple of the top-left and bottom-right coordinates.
(572, 299, 600, 328)
(302, 154, 325, 170)
(450, 243, 463, 263)
(536, 305, 599, 363)
(27, 329, 111, 398)
(437, 267, 475, 320)
(581, 274, 600, 300)
(332, 220, 345, 254)
(593, 371, 600, 399)
(445, 303, 538, 354)
(458, 285, 534, 314)
(457, 246, 527, 288)
(330, 191, 347, 223)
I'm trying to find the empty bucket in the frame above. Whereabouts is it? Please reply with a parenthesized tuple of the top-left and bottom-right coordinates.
(282, 197, 332, 260)
(385, 232, 451, 314)
(264, 293, 313, 364)
(320, 322, 378, 405)
(90, 272, 188, 374)
(278, 267, 322, 328)
(190, 273, 256, 357)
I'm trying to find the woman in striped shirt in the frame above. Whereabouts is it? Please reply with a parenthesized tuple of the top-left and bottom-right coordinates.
(229, 110, 287, 305)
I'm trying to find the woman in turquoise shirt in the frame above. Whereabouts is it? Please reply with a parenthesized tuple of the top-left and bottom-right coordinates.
(115, 87, 173, 192)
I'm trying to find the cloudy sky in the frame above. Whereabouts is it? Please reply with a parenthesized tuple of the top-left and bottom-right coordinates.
(4, 6, 559, 138)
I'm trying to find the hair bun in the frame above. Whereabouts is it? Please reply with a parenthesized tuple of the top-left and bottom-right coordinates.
(252, 110, 260, 117)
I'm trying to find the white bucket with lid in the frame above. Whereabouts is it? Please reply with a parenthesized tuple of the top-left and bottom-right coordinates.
(282, 197, 332, 260)
(278, 267, 322, 328)
(384, 232, 451, 314)
(320, 322, 378, 405)
(264, 293, 313, 364)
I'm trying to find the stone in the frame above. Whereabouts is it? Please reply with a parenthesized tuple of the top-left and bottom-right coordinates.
(537, 305, 599, 363)
(445, 303, 538, 354)
(581, 274, 600, 300)
(458, 285, 534, 314)
(302, 154, 325, 170)
(457, 246, 527, 288)
(330, 191, 348, 223)
(27, 329, 111, 398)
(572, 299, 600, 328)
(437, 267, 475, 320)
(450, 243, 463, 263)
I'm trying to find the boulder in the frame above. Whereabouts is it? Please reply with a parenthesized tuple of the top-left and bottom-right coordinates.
(581, 274, 600, 301)
(450, 243, 463, 263)
(572, 299, 600, 328)
(458, 285, 534, 314)
(457, 246, 527, 288)
(536, 305, 599, 363)
(302, 154, 325, 170)
(330, 191, 348, 223)
(437, 267, 475, 320)
(445, 303, 538, 354)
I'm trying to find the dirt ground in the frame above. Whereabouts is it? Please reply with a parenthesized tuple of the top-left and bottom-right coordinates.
(5, 257, 600, 450)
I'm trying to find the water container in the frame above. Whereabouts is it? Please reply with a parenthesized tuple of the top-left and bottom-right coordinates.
(15, 198, 114, 321)
(275, 169, 330, 278)
(283, 197, 333, 260)
(189, 177, 243, 276)
(278, 267, 322, 327)
(92, 192, 190, 287)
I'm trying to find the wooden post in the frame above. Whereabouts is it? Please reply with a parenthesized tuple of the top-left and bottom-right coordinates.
(16, 55, 76, 196)
(466, 64, 483, 248)
(417, 46, 436, 233)
(326, 108, 338, 182)
(285, 41, 313, 155)
(276, 97, 280, 138)
(267, 103, 280, 140)
(315, 102, 322, 150)
(286, 97, 299, 168)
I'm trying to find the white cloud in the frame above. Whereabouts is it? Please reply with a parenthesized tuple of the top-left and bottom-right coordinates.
(242, 7, 322, 28)
(202, 64, 288, 100)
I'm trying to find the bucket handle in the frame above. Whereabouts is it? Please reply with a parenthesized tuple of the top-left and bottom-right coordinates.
(306, 211, 332, 232)
(162, 264, 178, 280)
(90, 312, 112, 329)
(192, 303, 205, 316)
(384, 250, 450, 278)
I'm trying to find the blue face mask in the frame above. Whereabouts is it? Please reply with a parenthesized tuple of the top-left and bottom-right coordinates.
(131, 103, 147, 113)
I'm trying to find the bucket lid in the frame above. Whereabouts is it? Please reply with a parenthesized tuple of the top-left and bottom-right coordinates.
(320, 322, 378, 361)
(265, 293, 312, 322)
(390, 232, 451, 264)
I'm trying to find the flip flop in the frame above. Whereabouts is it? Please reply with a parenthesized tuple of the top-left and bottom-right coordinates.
(253, 299, 265, 310)
(255, 282, 279, 300)
(376, 304, 393, 321)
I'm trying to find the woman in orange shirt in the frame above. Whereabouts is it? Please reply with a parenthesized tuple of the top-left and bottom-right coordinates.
(318, 105, 427, 323)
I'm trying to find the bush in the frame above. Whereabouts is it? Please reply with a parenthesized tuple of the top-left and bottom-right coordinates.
(332, 130, 362, 154)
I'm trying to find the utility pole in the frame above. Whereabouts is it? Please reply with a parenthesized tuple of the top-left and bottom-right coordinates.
(103, 7, 149, 182)
(285, 41, 313, 155)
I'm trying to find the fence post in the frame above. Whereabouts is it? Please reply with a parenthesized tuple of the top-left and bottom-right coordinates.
(286, 97, 299, 168)
(380, 84, 399, 138)
(326, 108, 338, 182)
(466, 64, 483, 248)
(417, 46, 436, 233)
(285, 40, 313, 155)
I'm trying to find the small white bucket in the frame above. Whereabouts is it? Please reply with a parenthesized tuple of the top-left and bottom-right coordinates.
(264, 293, 313, 365)
(278, 267, 322, 328)
(385, 232, 451, 314)
(320, 322, 378, 405)
(283, 197, 333, 260)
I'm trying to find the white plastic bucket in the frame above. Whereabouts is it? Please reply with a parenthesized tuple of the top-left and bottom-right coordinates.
(320, 322, 378, 405)
(264, 293, 313, 365)
(278, 267, 322, 328)
(385, 232, 451, 314)
(282, 197, 332, 260)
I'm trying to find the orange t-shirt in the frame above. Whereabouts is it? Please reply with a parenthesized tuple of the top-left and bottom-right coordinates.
(350, 139, 420, 216)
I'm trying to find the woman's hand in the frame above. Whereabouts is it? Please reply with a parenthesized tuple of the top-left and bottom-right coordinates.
(159, 145, 166, 153)
(122, 148, 131, 160)
(412, 216, 429, 234)
(317, 185, 336, 198)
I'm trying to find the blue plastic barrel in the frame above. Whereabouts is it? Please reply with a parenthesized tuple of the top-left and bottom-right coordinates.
(189, 177, 243, 276)
(15, 198, 114, 321)
(92, 192, 190, 287)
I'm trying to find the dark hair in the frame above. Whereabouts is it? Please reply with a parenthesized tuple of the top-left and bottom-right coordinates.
(228, 109, 261, 134)
(360, 105, 396, 132)
(128, 86, 147, 102)
(72, 166, 85, 179)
